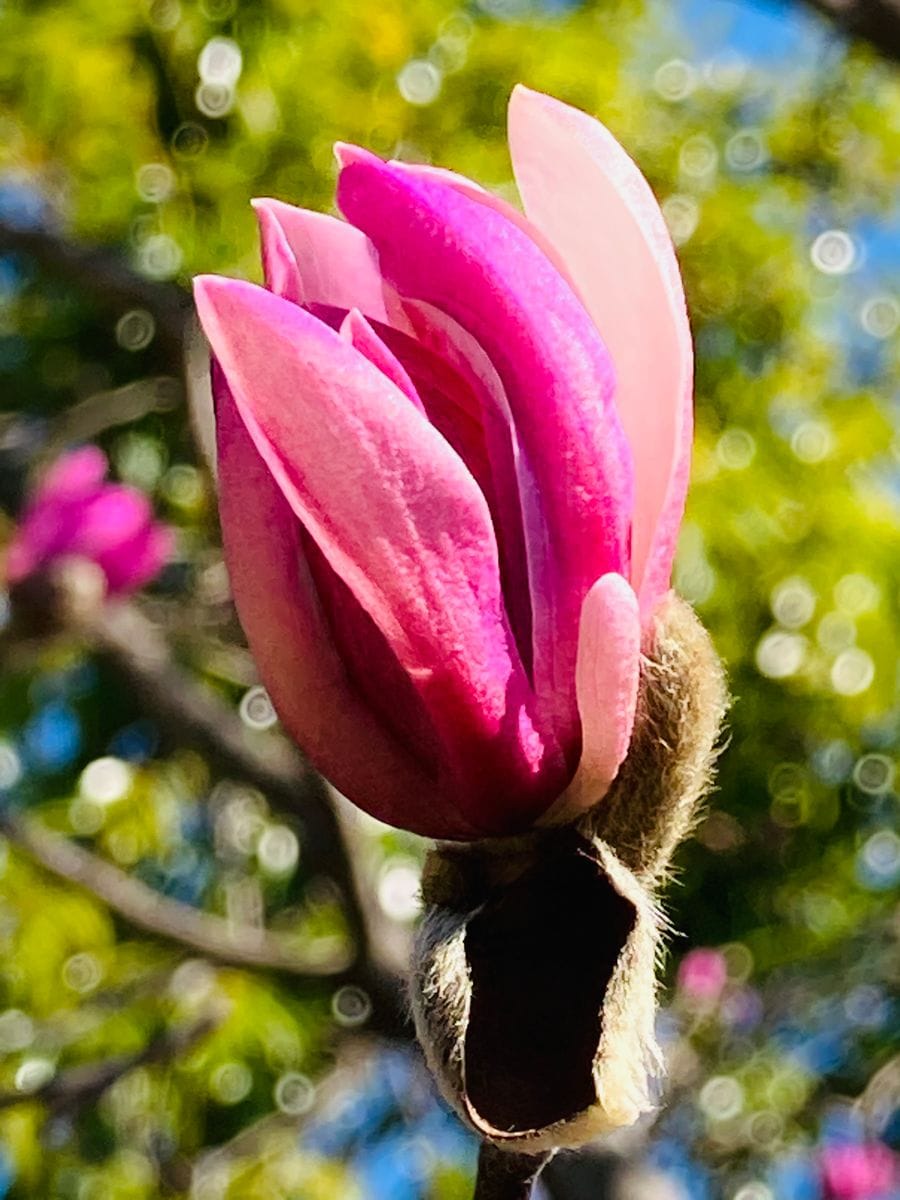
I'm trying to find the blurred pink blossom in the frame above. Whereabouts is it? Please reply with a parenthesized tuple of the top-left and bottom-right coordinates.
(195, 85, 693, 839)
(821, 1142, 897, 1200)
(6, 446, 172, 596)
(677, 948, 728, 1004)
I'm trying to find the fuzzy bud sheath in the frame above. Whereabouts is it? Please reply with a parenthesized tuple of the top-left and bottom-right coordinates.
(411, 593, 728, 1154)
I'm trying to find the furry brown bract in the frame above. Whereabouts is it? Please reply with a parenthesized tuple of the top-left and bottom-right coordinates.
(410, 595, 728, 1154)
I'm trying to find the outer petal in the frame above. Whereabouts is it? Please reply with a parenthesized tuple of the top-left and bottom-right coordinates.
(196, 276, 561, 833)
(252, 198, 411, 331)
(336, 150, 633, 751)
(212, 362, 473, 839)
(508, 85, 692, 621)
(541, 573, 641, 824)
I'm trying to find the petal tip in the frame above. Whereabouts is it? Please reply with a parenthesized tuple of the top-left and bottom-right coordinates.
(334, 141, 380, 171)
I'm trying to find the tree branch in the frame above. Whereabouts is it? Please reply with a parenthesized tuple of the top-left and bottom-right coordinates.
(0, 1014, 217, 1114)
(5, 575, 411, 1040)
(0, 218, 190, 370)
(0, 806, 352, 978)
(82, 602, 405, 975)
(781, 0, 900, 64)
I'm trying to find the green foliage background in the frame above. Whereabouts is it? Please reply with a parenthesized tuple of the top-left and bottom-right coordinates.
(0, 0, 898, 1196)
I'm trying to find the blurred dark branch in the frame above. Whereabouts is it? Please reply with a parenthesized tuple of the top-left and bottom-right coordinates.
(86, 604, 401, 951)
(5, 577, 410, 1040)
(48, 376, 182, 455)
(790, 0, 900, 63)
(0, 806, 353, 978)
(0, 218, 190, 370)
(0, 1013, 217, 1114)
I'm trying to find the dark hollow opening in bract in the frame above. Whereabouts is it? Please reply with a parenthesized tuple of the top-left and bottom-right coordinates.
(463, 834, 636, 1134)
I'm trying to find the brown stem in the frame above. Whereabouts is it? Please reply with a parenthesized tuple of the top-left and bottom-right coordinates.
(473, 1143, 552, 1200)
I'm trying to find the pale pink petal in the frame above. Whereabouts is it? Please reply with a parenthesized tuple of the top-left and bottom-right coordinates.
(508, 85, 693, 621)
(339, 309, 424, 413)
(196, 276, 563, 833)
(252, 198, 411, 331)
(541, 573, 641, 823)
(336, 150, 632, 754)
(253, 199, 304, 305)
(213, 362, 472, 838)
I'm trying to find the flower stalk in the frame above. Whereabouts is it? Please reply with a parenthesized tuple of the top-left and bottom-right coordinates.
(473, 1144, 551, 1200)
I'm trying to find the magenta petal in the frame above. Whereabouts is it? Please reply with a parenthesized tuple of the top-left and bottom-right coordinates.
(7, 448, 169, 595)
(65, 489, 153, 581)
(10, 485, 146, 577)
(508, 85, 693, 620)
(101, 522, 173, 595)
(6, 447, 110, 580)
(212, 362, 473, 838)
(196, 276, 560, 833)
(336, 152, 633, 748)
(389, 160, 582, 295)
(542, 573, 641, 824)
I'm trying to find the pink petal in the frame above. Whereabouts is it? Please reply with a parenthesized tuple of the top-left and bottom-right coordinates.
(101, 521, 173, 594)
(212, 362, 471, 838)
(252, 198, 410, 331)
(336, 150, 633, 750)
(7, 448, 168, 594)
(196, 276, 561, 833)
(8, 484, 147, 579)
(73, 488, 154, 561)
(541, 573, 641, 823)
(298, 524, 446, 782)
(361, 309, 543, 682)
(398, 299, 533, 682)
(339, 309, 424, 412)
(508, 85, 692, 621)
(38, 445, 109, 500)
(6, 447, 111, 580)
